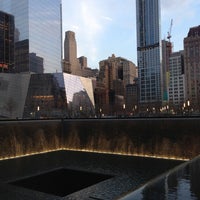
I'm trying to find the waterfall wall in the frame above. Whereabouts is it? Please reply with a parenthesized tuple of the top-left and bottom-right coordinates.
(0, 120, 62, 159)
(0, 118, 200, 160)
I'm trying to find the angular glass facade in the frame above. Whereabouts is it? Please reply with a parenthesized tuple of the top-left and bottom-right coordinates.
(0, 73, 95, 119)
(136, 0, 162, 105)
(54, 73, 95, 118)
(0, 73, 31, 118)
(0, 0, 62, 73)
(23, 73, 95, 119)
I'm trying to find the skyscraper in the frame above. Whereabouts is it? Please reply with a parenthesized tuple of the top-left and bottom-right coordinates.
(162, 39, 173, 102)
(97, 54, 137, 115)
(0, 0, 62, 73)
(63, 31, 80, 75)
(184, 26, 200, 110)
(63, 30, 98, 78)
(168, 51, 185, 108)
(136, 0, 162, 109)
(0, 11, 14, 72)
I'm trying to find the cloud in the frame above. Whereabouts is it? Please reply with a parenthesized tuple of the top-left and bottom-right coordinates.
(161, 0, 190, 9)
(101, 16, 113, 21)
(63, 0, 200, 68)
(62, 0, 137, 68)
(161, 0, 198, 22)
(62, 0, 117, 68)
(76, 1, 104, 66)
(80, 2, 103, 34)
(71, 25, 79, 30)
(62, 1, 103, 66)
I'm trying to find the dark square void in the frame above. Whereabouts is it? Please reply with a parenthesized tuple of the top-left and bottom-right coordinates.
(10, 168, 114, 197)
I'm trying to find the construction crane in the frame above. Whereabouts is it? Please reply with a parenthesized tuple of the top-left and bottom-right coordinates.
(167, 19, 173, 42)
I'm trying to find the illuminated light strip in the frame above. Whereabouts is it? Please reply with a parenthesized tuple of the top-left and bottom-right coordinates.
(62, 148, 189, 161)
(0, 148, 189, 161)
(0, 148, 64, 161)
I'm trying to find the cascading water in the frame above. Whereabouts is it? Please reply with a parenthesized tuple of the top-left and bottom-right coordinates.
(62, 118, 200, 160)
(0, 118, 200, 160)
(0, 120, 62, 159)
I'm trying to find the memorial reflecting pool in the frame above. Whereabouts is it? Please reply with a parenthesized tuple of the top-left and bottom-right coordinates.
(0, 118, 200, 199)
(0, 150, 184, 199)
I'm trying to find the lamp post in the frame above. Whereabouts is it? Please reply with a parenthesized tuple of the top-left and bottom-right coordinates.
(182, 102, 186, 115)
(123, 104, 126, 117)
(166, 105, 169, 114)
(187, 100, 190, 107)
(80, 106, 82, 118)
(187, 100, 190, 115)
(152, 107, 155, 114)
(37, 106, 40, 119)
(99, 108, 102, 118)
(134, 105, 137, 115)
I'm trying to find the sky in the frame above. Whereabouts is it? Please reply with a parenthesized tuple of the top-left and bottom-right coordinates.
(62, 0, 200, 69)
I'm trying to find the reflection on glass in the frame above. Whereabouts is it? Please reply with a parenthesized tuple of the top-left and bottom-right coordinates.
(56, 73, 95, 118)
(0, 11, 15, 72)
(23, 73, 95, 118)
(0, 0, 62, 73)
(23, 73, 67, 118)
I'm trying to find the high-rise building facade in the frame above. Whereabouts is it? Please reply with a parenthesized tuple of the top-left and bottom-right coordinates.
(168, 51, 185, 108)
(98, 54, 137, 89)
(0, 0, 62, 73)
(162, 40, 173, 103)
(0, 11, 14, 72)
(184, 26, 200, 110)
(136, 0, 162, 108)
(63, 30, 98, 78)
(63, 31, 80, 75)
(97, 54, 137, 115)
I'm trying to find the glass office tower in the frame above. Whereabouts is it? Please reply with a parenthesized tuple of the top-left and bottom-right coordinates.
(0, 10, 14, 72)
(0, 0, 62, 73)
(136, 0, 162, 108)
